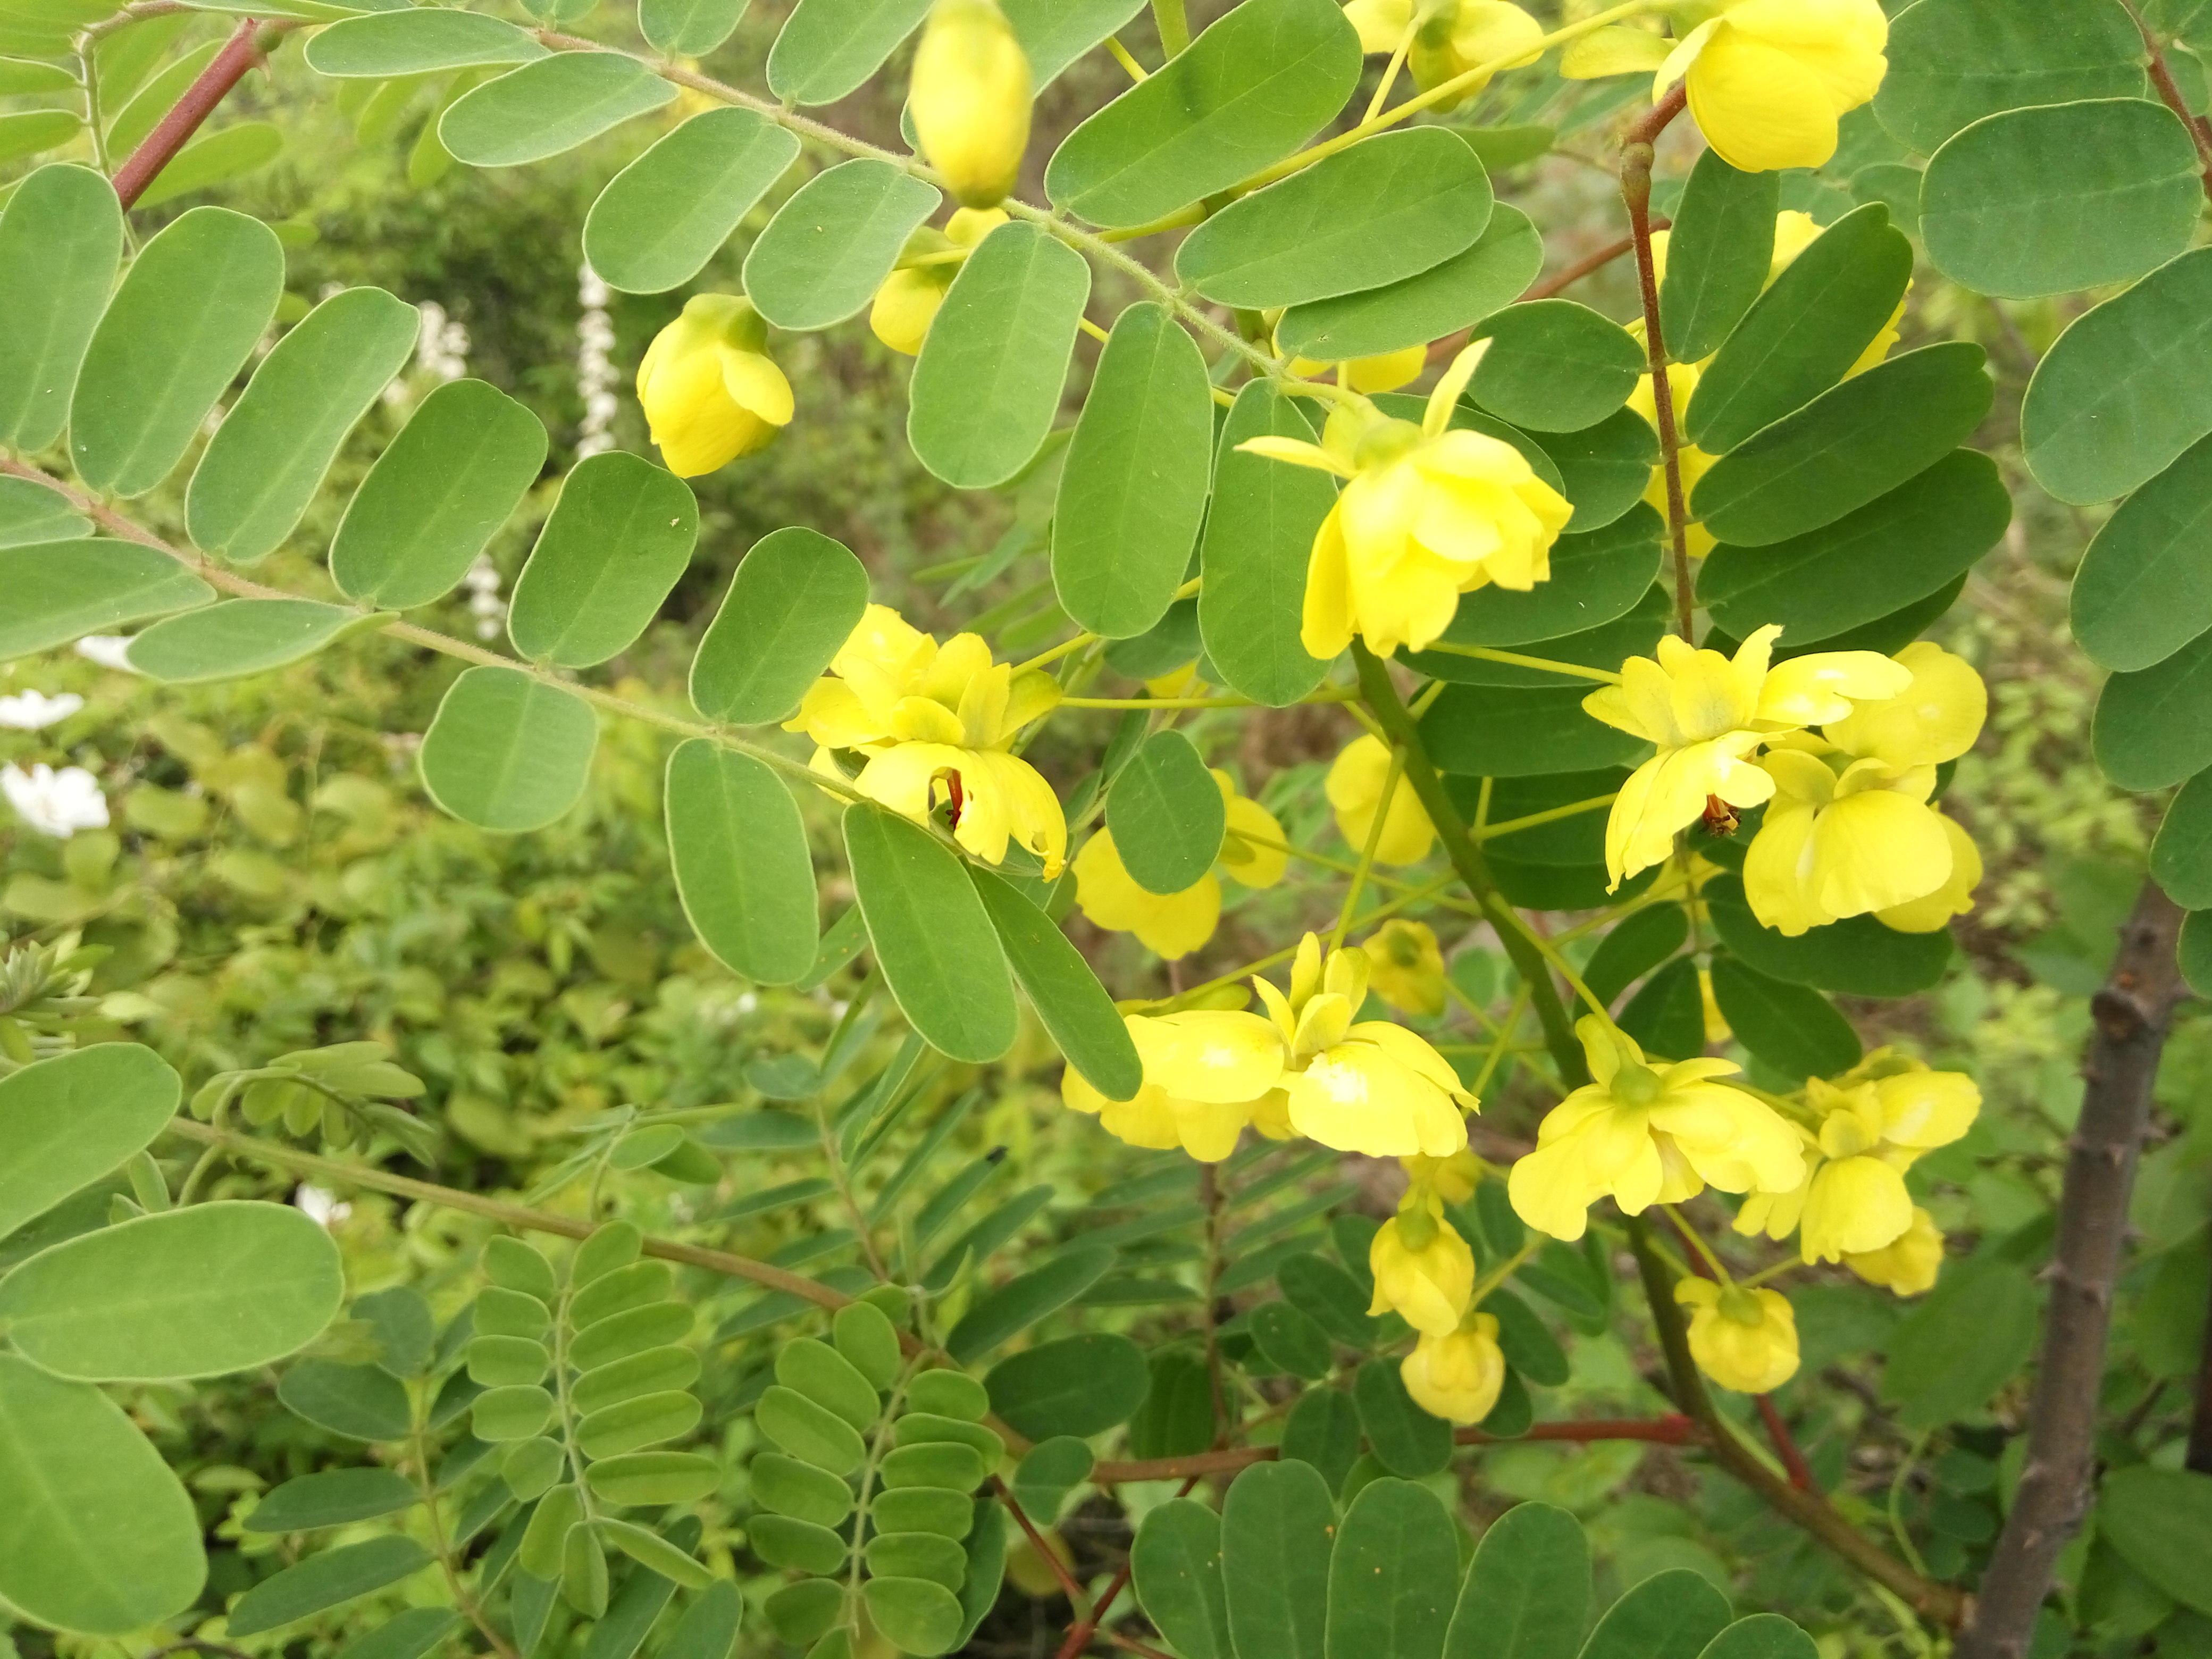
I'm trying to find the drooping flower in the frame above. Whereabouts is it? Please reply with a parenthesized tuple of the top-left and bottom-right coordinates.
(1342, 0, 1545, 109)
(786, 605, 1066, 874)
(1656, 0, 1890, 174)
(1368, 1190, 1475, 1334)
(870, 208, 1008, 356)
(636, 295, 792, 476)
(1326, 735, 1436, 866)
(1401, 1312, 1506, 1423)
(1676, 1279, 1799, 1392)
(1073, 769, 1288, 959)
(0, 690, 84, 731)
(910, 0, 1031, 209)
(1061, 1013, 1278, 1161)
(1238, 341, 1574, 658)
(1364, 918, 1448, 1017)
(1284, 342, 1431, 396)
(1508, 1017, 1804, 1241)
(1582, 624, 1914, 889)
(1845, 1205, 1943, 1296)
(2, 762, 110, 839)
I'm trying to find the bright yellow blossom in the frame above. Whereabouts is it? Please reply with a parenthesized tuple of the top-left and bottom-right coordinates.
(910, 0, 1030, 209)
(1365, 919, 1448, 1016)
(1583, 625, 1913, 889)
(1060, 1013, 1277, 1161)
(1342, 0, 1545, 110)
(786, 605, 1066, 874)
(1627, 362, 1719, 557)
(636, 295, 793, 477)
(1368, 1191, 1475, 1334)
(1401, 1312, 1506, 1423)
(1845, 1205, 1943, 1295)
(1874, 812, 1981, 933)
(1327, 735, 1436, 865)
(1676, 1279, 1799, 1392)
(1073, 770, 1288, 959)
(1238, 341, 1574, 658)
(869, 208, 1007, 356)
(1657, 0, 1889, 174)
(1509, 1016, 1804, 1241)
(1287, 342, 1431, 395)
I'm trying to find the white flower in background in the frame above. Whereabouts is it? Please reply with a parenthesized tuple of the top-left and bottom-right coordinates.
(294, 1184, 353, 1227)
(0, 690, 83, 730)
(464, 553, 506, 642)
(577, 263, 619, 461)
(386, 300, 471, 405)
(74, 635, 138, 672)
(2, 763, 110, 837)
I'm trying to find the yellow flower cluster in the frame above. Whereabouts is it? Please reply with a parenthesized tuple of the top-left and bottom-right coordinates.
(787, 605, 1066, 874)
(869, 208, 1008, 357)
(1073, 770, 1289, 959)
(635, 295, 793, 477)
(1367, 1162, 1506, 1424)
(1659, 0, 1889, 173)
(1341, 0, 1545, 110)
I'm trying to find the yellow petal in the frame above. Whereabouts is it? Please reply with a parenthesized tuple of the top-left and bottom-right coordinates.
(1685, 29, 1841, 173)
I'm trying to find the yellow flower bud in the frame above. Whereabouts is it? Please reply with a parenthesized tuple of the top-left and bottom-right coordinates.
(635, 294, 793, 477)
(1401, 1312, 1505, 1424)
(1326, 735, 1436, 866)
(1402, 1147, 1483, 1205)
(1365, 919, 1447, 1017)
(1845, 1205, 1943, 1296)
(1657, 0, 1889, 174)
(1676, 1279, 1799, 1393)
(870, 267, 951, 356)
(910, 0, 1031, 210)
(1368, 1195, 1475, 1334)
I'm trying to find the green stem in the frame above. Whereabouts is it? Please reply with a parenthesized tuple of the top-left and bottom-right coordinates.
(1149, 0, 1189, 56)
(1333, 743, 1404, 949)
(1414, 642, 1622, 684)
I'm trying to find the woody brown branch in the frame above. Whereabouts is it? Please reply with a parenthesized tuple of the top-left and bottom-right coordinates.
(1619, 82, 1696, 641)
(111, 16, 271, 210)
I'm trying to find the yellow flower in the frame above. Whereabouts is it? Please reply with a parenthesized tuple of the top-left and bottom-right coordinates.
(1073, 770, 1288, 959)
(1845, 1205, 1943, 1296)
(1583, 624, 1914, 889)
(1627, 362, 1718, 556)
(1342, 0, 1545, 110)
(1368, 1192, 1475, 1333)
(910, 0, 1030, 209)
(1676, 1280, 1799, 1393)
(1657, 0, 1889, 174)
(1326, 735, 1436, 866)
(635, 295, 793, 476)
(786, 605, 1067, 874)
(1364, 918, 1448, 1016)
(1508, 1016, 1804, 1241)
(1742, 643, 1987, 936)
(1061, 1013, 1275, 1161)
(1401, 1312, 1506, 1423)
(1238, 341, 1574, 658)
(869, 208, 1008, 356)
(1286, 342, 1431, 395)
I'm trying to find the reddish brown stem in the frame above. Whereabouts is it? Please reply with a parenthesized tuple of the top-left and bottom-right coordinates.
(1053, 1475, 1200, 1659)
(991, 1477, 1086, 1606)
(1756, 1394, 1819, 1494)
(2123, 0, 2212, 196)
(1090, 1415, 1700, 1484)
(1620, 81, 1695, 640)
(1423, 221, 1669, 364)
(111, 17, 265, 209)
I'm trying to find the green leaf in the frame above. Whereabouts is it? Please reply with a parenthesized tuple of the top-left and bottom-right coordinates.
(1128, 1351, 1216, 1458)
(1281, 1389, 1362, 1492)
(125, 597, 365, 683)
(908, 221, 1091, 489)
(1044, 0, 1361, 229)
(1352, 1360, 1452, 1479)
(1704, 874, 1951, 998)
(691, 525, 868, 723)
(1420, 681, 1644, 778)
(985, 1331, 1150, 1437)
(1198, 382, 1335, 705)
(947, 1244, 1116, 1362)
(1250, 1301, 1333, 1378)
(279, 1359, 413, 1440)
(1133, 1500, 1234, 1659)
(2154, 771, 2212, 909)
(228, 1536, 434, 1638)
(957, 1503, 1010, 1646)
(745, 158, 941, 331)
(1696, 1616, 1816, 1659)
(340, 1610, 462, 1659)
(419, 665, 598, 832)
(0, 59, 78, 93)
(1692, 343, 1993, 547)
(1698, 450, 2009, 642)
(2094, 630, 2212, 790)
(0, 164, 121, 453)
(585, 109, 798, 295)
(0, 1201, 343, 1381)
(1683, 204, 1913, 455)
(777, 1337, 879, 1432)
(0, 1044, 179, 1239)
(0, 107, 78, 165)
(246, 1469, 420, 1533)
(864, 1577, 966, 1657)
(1108, 729, 1226, 894)
(1485, 1290, 1568, 1388)
(1706, 957, 1859, 1082)
(758, 1384, 869, 1473)
(134, 120, 283, 211)
(766, 0, 929, 105)
(1574, 1571, 1732, 1659)
(2021, 245, 2212, 505)
(1326, 1477, 1457, 1659)
(1618, 957, 1704, 1063)
(330, 377, 548, 610)
(439, 52, 675, 167)
(640, 0, 748, 55)
(1584, 904, 1688, 1006)
(596, 1517, 714, 1588)
(1011, 1435, 1094, 1516)
(1003, 0, 1143, 85)
(0, 1354, 204, 1635)
(1658, 150, 1778, 366)
(1443, 1501, 1587, 1659)
(1428, 502, 1661, 648)
(662, 1579, 744, 1659)
(305, 9, 547, 73)
(2072, 432, 2212, 671)
(106, 40, 222, 156)
(844, 803, 1018, 1063)
(970, 867, 1143, 1100)
(2098, 1467, 2212, 1616)
(507, 451, 697, 667)
(1276, 204, 1540, 365)
(664, 740, 819, 985)
(1874, 0, 2146, 154)
(70, 206, 284, 499)
(1921, 99, 2202, 299)
(1175, 129, 1491, 309)
(1053, 301, 1212, 639)
(1466, 300, 1643, 433)
(1884, 1259, 2038, 1431)
(0, 476, 89, 548)
(1531, 407, 1658, 535)
(1221, 1461, 1334, 1659)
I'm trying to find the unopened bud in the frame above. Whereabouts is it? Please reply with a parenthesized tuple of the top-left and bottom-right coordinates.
(910, 0, 1032, 209)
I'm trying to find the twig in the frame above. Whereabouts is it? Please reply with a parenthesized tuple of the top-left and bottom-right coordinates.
(111, 17, 267, 209)
(1090, 1417, 1700, 1482)
(2121, 0, 2212, 192)
(1618, 82, 1695, 640)
(1756, 1394, 1819, 1494)
(990, 1478, 1087, 1606)
(1425, 224, 1667, 365)
(1956, 883, 2191, 1659)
